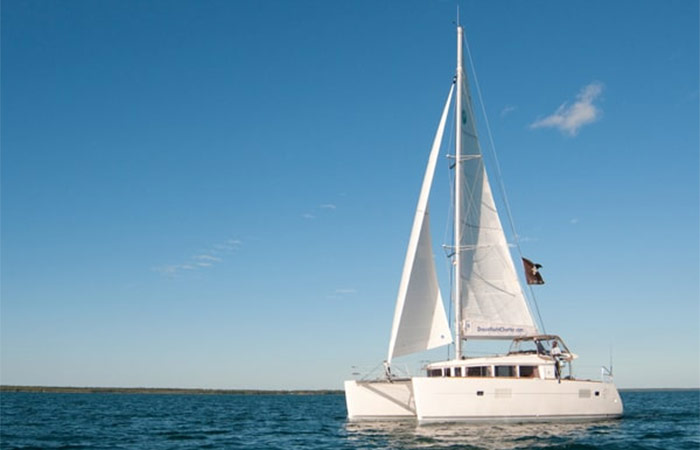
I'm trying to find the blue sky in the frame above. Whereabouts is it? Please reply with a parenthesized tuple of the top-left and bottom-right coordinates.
(1, 0, 698, 389)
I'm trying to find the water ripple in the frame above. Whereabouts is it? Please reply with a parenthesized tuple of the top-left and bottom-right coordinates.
(0, 390, 698, 449)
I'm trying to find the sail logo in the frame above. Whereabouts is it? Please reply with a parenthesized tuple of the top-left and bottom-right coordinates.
(477, 326, 525, 334)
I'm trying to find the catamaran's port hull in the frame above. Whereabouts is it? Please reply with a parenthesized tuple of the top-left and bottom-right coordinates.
(344, 378, 623, 423)
(344, 380, 415, 420)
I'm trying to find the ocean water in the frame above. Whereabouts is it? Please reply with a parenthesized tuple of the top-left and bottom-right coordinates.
(1, 390, 698, 449)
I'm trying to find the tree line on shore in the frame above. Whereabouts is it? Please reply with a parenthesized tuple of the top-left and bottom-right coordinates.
(0, 385, 343, 395)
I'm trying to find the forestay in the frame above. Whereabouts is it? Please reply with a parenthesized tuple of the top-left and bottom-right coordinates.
(387, 86, 454, 363)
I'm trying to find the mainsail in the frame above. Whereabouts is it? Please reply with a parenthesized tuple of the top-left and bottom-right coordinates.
(387, 86, 454, 363)
(456, 45, 537, 339)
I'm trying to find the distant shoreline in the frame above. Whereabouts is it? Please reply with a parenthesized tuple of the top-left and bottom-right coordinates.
(0, 385, 343, 395)
(1, 385, 696, 395)
(618, 388, 699, 392)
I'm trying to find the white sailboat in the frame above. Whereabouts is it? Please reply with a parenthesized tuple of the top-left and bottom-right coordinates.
(344, 25, 623, 423)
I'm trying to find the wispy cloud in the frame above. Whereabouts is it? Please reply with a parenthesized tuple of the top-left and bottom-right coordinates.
(302, 203, 337, 219)
(153, 264, 195, 276)
(570, 218, 580, 225)
(500, 105, 517, 117)
(153, 237, 242, 277)
(335, 288, 357, 295)
(530, 82, 604, 136)
(213, 239, 242, 252)
(518, 235, 538, 243)
(194, 254, 222, 262)
(327, 288, 358, 300)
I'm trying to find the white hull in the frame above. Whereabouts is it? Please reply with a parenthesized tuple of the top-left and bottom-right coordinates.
(345, 377, 623, 424)
(344, 379, 415, 420)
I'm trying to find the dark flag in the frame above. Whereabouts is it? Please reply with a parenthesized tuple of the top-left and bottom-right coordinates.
(522, 258, 545, 285)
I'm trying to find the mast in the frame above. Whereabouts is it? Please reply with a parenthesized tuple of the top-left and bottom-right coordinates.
(454, 25, 464, 359)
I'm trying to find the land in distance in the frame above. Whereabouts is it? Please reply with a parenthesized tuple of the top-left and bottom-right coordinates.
(0, 385, 343, 395)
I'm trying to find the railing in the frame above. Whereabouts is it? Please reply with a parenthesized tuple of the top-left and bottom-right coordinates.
(600, 365, 614, 383)
(349, 363, 413, 382)
(567, 364, 614, 383)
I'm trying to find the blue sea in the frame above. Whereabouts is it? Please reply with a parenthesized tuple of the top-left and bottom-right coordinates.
(1, 390, 698, 449)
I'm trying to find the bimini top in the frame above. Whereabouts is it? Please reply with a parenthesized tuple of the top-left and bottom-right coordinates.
(512, 334, 564, 343)
(509, 335, 577, 360)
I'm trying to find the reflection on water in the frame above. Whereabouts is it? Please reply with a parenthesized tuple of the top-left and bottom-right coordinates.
(413, 421, 621, 449)
(345, 419, 622, 449)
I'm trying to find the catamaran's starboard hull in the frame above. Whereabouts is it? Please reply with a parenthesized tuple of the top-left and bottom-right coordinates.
(344, 377, 623, 423)
(412, 377, 623, 424)
(344, 380, 415, 421)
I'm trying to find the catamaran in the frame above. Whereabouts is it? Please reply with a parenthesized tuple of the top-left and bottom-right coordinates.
(344, 24, 623, 424)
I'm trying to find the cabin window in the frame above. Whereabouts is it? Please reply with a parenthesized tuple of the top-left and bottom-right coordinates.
(466, 366, 489, 377)
(444, 368, 452, 377)
(518, 365, 538, 378)
(495, 366, 516, 377)
(428, 369, 442, 377)
(453, 367, 463, 377)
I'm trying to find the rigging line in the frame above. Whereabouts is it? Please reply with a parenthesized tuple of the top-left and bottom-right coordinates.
(461, 30, 547, 334)
(360, 361, 386, 381)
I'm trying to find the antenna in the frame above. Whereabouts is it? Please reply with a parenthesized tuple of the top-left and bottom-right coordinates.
(610, 343, 614, 376)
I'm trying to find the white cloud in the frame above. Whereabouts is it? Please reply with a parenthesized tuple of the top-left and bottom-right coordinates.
(302, 213, 315, 220)
(570, 218, 580, 225)
(320, 204, 337, 209)
(500, 105, 517, 117)
(530, 82, 604, 136)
